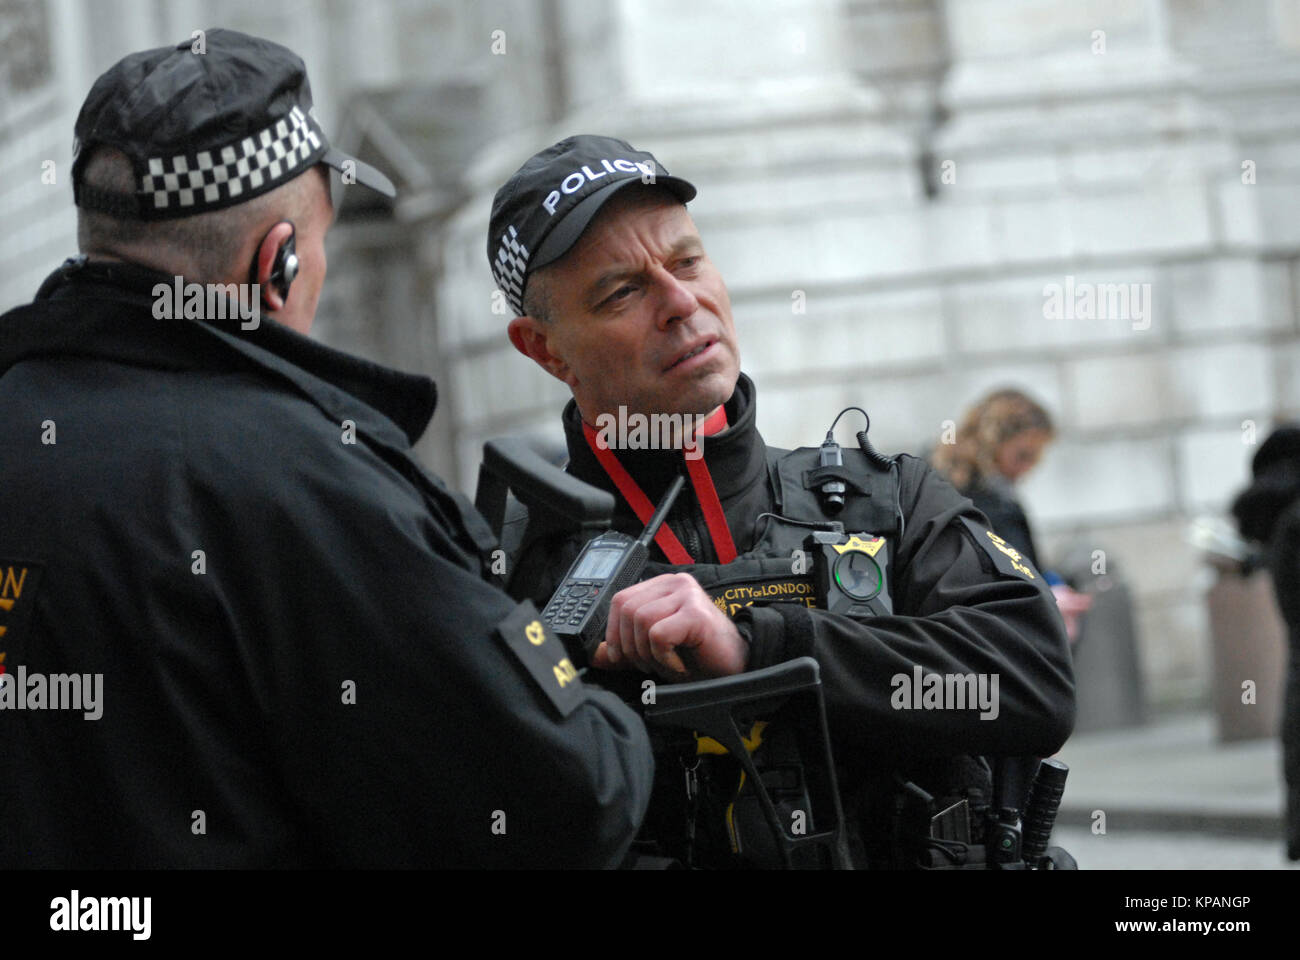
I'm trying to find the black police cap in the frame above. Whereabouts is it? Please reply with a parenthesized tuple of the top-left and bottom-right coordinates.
(487, 135, 696, 317)
(72, 28, 395, 221)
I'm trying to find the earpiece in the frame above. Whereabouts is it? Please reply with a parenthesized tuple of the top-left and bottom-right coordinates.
(250, 220, 298, 308)
(268, 224, 298, 301)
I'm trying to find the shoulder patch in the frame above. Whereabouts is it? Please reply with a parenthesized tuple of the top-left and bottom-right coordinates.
(955, 518, 1040, 582)
(495, 601, 584, 719)
(0, 560, 45, 672)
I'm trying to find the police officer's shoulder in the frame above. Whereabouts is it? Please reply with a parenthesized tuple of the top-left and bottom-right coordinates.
(886, 451, 943, 508)
(893, 452, 995, 546)
(901, 450, 992, 502)
(183, 372, 417, 510)
(892, 451, 929, 479)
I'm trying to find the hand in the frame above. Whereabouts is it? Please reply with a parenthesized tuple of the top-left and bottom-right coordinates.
(1050, 584, 1093, 644)
(591, 573, 749, 681)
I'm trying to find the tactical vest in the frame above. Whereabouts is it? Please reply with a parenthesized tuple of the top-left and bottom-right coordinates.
(629, 444, 905, 869)
(621, 444, 1065, 870)
(514, 437, 1065, 869)
(640, 444, 902, 619)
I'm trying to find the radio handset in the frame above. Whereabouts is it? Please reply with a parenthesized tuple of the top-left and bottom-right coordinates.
(541, 475, 686, 660)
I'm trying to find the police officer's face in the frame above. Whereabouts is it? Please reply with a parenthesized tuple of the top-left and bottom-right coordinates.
(518, 188, 741, 422)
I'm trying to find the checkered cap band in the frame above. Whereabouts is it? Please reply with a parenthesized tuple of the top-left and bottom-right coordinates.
(492, 225, 530, 317)
(139, 105, 325, 216)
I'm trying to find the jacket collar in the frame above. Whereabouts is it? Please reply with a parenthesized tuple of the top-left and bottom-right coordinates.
(561, 372, 769, 517)
(3, 258, 438, 446)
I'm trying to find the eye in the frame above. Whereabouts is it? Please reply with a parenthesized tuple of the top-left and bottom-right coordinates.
(596, 283, 638, 311)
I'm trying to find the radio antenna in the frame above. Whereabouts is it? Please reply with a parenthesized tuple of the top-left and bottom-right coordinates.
(636, 475, 686, 548)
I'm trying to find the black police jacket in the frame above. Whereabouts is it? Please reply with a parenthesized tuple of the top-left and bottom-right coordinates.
(0, 260, 653, 868)
(507, 374, 1075, 864)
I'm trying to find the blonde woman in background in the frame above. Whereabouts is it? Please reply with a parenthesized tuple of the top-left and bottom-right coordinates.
(930, 389, 1093, 642)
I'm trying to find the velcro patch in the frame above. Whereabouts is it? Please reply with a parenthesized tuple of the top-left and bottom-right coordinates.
(704, 577, 818, 617)
(0, 559, 45, 671)
(956, 518, 1040, 582)
(495, 601, 584, 719)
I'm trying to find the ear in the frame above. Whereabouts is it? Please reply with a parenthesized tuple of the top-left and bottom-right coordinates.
(254, 220, 295, 312)
(508, 315, 571, 383)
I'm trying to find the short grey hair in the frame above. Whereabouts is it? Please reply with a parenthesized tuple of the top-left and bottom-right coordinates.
(77, 147, 326, 282)
(521, 265, 554, 323)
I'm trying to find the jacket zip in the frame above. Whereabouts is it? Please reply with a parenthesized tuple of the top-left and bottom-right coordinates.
(687, 496, 713, 564)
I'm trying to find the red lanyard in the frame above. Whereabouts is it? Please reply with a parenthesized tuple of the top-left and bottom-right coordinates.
(581, 406, 738, 565)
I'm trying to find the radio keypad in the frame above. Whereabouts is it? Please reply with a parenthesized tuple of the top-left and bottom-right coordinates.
(546, 580, 597, 628)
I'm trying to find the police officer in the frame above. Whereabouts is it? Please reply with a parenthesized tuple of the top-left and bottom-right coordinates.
(0, 35, 653, 868)
(488, 135, 1075, 868)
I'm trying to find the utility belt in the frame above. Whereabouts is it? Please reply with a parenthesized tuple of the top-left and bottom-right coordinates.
(634, 718, 1074, 870)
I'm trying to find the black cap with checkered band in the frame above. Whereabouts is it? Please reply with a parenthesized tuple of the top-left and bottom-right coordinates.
(72, 28, 395, 221)
(487, 135, 696, 318)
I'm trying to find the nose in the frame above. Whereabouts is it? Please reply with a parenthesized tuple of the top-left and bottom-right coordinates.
(652, 266, 698, 329)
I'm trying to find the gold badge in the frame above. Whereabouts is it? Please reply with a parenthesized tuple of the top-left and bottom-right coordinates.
(832, 534, 886, 557)
(525, 620, 546, 646)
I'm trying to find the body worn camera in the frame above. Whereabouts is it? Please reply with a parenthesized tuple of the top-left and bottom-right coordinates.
(541, 476, 685, 659)
(806, 531, 893, 618)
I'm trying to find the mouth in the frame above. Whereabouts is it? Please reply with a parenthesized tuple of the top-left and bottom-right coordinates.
(664, 339, 716, 372)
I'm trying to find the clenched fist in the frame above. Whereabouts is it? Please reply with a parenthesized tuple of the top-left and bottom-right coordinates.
(591, 572, 749, 681)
